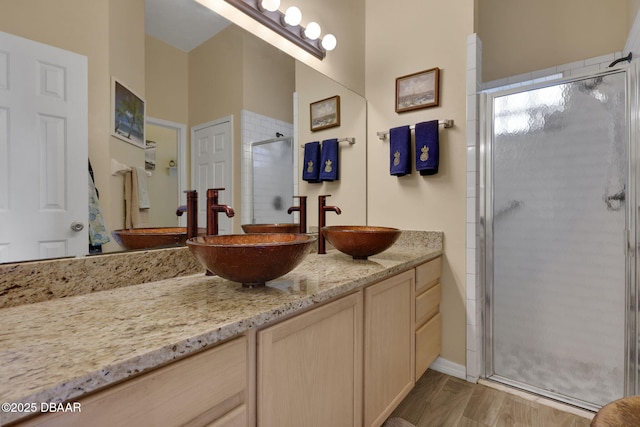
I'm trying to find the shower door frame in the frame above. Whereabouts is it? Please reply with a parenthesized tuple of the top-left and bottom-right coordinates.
(480, 65, 639, 410)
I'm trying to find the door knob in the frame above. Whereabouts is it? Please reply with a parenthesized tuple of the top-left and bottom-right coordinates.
(70, 221, 85, 232)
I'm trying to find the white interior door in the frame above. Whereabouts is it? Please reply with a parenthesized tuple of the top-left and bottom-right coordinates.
(192, 117, 233, 234)
(0, 31, 88, 263)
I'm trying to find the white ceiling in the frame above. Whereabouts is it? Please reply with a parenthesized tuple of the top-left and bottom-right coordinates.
(145, 0, 231, 52)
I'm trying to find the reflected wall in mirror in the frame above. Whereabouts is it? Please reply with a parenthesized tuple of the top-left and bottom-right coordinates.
(295, 62, 368, 228)
(0, 0, 367, 265)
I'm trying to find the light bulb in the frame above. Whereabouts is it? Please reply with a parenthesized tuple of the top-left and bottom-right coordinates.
(284, 6, 302, 26)
(260, 0, 280, 12)
(321, 34, 337, 51)
(304, 22, 321, 40)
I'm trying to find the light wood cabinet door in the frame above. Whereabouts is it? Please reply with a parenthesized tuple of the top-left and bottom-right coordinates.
(257, 292, 363, 427)
(364, 269, 415, 427)
(15, 337, 247, 427)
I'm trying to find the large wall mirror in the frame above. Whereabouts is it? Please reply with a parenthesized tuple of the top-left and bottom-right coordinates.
(0, 0, 367, 264)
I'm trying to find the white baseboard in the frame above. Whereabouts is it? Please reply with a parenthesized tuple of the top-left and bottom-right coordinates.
(429, 356, 466, 380)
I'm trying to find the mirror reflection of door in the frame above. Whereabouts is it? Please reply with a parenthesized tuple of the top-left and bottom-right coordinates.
(145, 123, 179, 227)
(0, 30, 88, 263)
(192, 118, 233, 235)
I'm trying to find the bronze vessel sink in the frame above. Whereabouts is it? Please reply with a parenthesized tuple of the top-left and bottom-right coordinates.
(241, 223, 299, 233)
(321, 226, 402, 259)
(187, 233, 317, 287)
(112, 227, 205, 250)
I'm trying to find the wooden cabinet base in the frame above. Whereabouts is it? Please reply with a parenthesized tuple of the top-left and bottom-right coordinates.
(364, 270, 415, 427)
(14, 337, 247, 427)
(257, 292, 363, 427)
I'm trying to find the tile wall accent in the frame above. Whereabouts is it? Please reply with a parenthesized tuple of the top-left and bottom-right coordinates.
(465, 33, 623, 383)
(240, 110, 295, 225)
(465, 34, 482, 382)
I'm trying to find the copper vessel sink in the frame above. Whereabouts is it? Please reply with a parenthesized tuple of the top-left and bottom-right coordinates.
(187, 233, 317, 287)
(241, 223, 299, 233)
(112, 227, 205, 250)
(321, 226, 402, 260)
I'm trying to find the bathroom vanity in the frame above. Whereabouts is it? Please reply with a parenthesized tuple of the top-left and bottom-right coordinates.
(0, 232, 442, 427)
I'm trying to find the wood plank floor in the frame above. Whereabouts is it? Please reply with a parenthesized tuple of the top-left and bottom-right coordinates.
(390, 370, 594, 427)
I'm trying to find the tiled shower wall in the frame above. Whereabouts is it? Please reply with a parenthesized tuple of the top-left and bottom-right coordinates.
(465, 34, 625, 382)
(240, 110, 295, 225)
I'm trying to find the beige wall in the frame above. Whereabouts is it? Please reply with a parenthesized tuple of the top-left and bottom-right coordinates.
(105, 0, 146, 251)
(243, 32, 295, 124)
(145, 36, 189, 124)
(196, 0, 365, 95)
(296, 62, 368, 228)
(478, 0, 629, 82)
(189, 25, 294, 231)
(365, 0, 474, 366)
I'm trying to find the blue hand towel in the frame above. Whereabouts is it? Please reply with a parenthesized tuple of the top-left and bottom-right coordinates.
(320, 138, 339, 181)
(390, 125, 411, 176)
(302, 141, 321, 183)
(415, 120, 439, 176)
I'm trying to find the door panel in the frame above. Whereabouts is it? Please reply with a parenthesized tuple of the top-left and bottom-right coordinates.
(0, 31, 88, 263)
(192, 119, 233, 235)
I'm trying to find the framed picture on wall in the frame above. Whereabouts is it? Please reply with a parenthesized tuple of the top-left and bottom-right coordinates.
(310, 95, 341, 132)
(395, 67, 440, 113)
(111, 77, 146, 148)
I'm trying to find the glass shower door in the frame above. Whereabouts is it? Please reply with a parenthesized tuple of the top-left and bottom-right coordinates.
(251, 137, 294, 224)
(484, 70, 629, 409)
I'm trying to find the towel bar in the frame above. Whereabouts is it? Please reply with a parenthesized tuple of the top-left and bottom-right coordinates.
(111, 158, 152, 177)
(300, 137, 355, 148)
(377, 119, 454, 141)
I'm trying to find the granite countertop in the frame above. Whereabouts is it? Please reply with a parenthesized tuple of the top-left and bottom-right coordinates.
(0, 231, 442, 425)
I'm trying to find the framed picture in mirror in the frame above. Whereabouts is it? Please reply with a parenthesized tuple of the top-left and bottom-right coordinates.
(310, 95, 340, 132)
(395, 67, 440, 113)
(111, 77, 146, 148)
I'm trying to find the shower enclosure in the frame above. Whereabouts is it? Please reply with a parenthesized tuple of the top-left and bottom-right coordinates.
(481, 65, 639, 410)
(249, 137, 294, 224)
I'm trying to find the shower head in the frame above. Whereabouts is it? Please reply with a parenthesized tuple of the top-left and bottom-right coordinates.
(608, 52, 632, 68)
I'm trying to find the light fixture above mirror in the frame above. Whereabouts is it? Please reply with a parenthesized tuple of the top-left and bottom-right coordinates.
(259, 0, 280, 12)
(224, 0, 335, 59)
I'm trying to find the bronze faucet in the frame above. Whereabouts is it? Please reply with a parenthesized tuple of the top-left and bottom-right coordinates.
(318, 194, 341, 254)
(287, 196, 307, 233)
(207, 188, 235, 236)
(176, 190, 199, 238)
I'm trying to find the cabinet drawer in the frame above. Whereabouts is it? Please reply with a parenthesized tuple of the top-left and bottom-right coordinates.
(415, 283, 440, 328)
(415, 313, 441, 380)
(415, 257, 442, 294)
(205, 404, 246, 427)
(17, 337, 247, 427)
